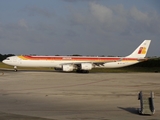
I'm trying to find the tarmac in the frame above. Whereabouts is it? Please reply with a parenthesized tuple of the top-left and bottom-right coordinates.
(0, 70, 160, 120)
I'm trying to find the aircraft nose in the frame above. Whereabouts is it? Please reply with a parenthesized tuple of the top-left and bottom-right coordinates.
(2, 59, 9, 64)
(2, 59, 6, 64)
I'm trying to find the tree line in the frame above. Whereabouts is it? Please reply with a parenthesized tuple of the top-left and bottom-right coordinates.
(134, 58, 160, 67)
(0, 54, 160, 67)
(0, 54, 14, 62)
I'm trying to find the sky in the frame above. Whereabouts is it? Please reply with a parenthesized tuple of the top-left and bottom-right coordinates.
(0, 0, 160, 57)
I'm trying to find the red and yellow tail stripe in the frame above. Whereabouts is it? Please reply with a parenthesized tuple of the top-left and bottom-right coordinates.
(138, 47, 146, 54)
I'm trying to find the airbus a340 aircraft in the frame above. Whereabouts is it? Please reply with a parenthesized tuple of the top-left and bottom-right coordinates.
(3, 40, 151, 73)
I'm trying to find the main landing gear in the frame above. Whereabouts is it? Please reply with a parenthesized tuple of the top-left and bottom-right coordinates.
(14, 66, 18, 72)
(76, 70, 89, 73)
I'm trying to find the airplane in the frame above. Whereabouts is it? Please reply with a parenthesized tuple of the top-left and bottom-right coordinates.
(2, 40, 151, 73)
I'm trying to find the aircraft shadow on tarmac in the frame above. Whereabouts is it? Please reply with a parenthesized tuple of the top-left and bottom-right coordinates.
(0, 68, 93, 74)
(118, 107, 138, 115)
(0, 112, 53, 120)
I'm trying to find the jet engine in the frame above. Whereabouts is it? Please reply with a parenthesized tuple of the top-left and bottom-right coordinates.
(62, 64, 74, 72)
(80, 63, 93, 70)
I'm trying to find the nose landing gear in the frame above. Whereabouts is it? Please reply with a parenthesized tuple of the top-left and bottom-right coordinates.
(14, 66, 18, 72)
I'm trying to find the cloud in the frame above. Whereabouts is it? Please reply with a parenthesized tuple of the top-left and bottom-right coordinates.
(90, 2, 113, 23)
(63, 0, 77, 2)
(63, 0, 96, 2)
(18, 19, 28, 29)
(66, 2, 160, 55)
(23, 6, 54, 18)
(70, 2, 160, 36)
(130, 7, 148, 21)
(1, 1, 160, 56)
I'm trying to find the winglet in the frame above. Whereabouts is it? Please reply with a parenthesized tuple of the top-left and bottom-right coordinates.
(126, 40, 151, 58)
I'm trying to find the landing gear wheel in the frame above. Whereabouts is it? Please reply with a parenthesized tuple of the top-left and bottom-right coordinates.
(14, 66, 18, 72)
(76, 70, 89, 73)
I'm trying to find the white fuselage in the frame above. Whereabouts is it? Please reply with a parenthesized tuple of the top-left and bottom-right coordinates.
(2, 56, 139, 69)
(2, 40, 151, 72)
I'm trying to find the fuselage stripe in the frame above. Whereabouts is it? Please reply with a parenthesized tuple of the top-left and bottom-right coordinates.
(18, 55, 138, 62)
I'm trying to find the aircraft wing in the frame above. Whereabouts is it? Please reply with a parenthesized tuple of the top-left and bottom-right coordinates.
(60, 59, 120, 67)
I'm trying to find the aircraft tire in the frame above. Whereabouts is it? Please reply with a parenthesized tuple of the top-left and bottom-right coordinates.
(76, 70, 89, 73)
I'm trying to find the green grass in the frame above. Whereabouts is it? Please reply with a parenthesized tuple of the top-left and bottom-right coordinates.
(0, 62, 159, 73)
(0, 62, 12, 68)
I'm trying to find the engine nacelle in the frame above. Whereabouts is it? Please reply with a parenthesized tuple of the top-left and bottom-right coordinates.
(80, 63, 93, 70)
(62, 64, 74, 72)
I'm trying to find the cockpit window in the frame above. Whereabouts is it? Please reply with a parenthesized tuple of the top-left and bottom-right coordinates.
(6, 58, 10, 60)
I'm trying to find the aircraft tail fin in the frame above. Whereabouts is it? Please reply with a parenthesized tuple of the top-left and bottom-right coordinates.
(126, 40, 151, 58)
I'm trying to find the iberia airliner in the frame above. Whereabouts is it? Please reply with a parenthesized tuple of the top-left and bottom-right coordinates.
(2, 40, 151, 73)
